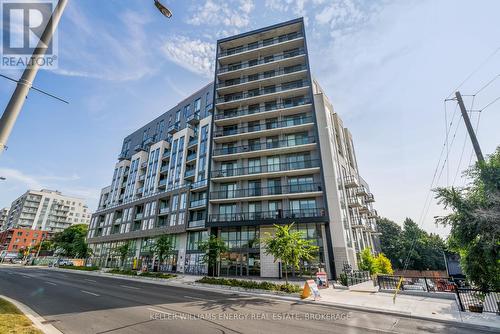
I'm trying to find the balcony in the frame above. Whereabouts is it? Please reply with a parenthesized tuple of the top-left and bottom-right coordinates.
(184, 168, 196, 179)
(343, 176, 359, 188)
(219, 31, 303, 59)
(212, 136, 316, 160)
(208, 208, 327, 225)
(158, 206, 170, 215)
(216, 65, 308, 94)
(143, 136, 155, 146)
(188, 137, 198, 148)
(350, 217, 364, 228)
(158, 178, 168, 187)
(365, 193, 375, 202)
(217, 48, 306, 77)
(135, 187, 144, 195)
(186, 152, 197, 162)
(211, 159, 321, 181)
(368, 209, 378, 218)
(214, 116, 314, 143)
(216, 80, 310, 108)
(134, 213, 144, 221)
(347, 197, 362, 208)
(160, 165, 169, 174)
(356, 186, 368, 196)
(118, 152, 128, 160)
(187, 219, 205, 229)
(162, 150, 170, 159)
(189, 198, 207, 209)
(134, 144, 147, 152)
(191, 179, 208, 190)
(141, 161, 148, 169)
(214, 98, 312, 125)
(186, 112, 200, 125)
(168, 123, 180, 134)
(210, 182, 323, 202)
(138, 174, 145, 181)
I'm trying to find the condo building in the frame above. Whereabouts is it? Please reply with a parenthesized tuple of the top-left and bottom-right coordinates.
(86, 18, 380, 278)
(5, 189, 91, 233)
(0, 207, 8, 230)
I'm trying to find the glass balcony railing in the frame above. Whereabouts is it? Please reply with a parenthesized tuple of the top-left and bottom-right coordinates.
(218, 48, 306, 74)
(208, 208, 326, 223)
(214, 98, 311, 120)
(216, 80, 310, 104)
(190, 199, 207, 208)
(186, 152, 197, 161)
(188, 219, 205, 228)
(186, 112, 200, 124)
(214, 116, 313, 137)
(210, 182, 323, 200)
(211, 159, 321, 178)
(188, 137, 198, 147)
(191, 179, 208, 189)
(216, 65, 307, 89)
(219, 32, 303, 57)
(185, 168, 196, 178)
(212, 136, 316, 156)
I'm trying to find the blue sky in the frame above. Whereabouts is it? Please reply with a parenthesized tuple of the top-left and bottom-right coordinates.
(1, 0, 499, 237)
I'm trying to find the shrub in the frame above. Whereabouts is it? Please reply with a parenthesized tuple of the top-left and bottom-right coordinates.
(59, 265, 99, 271)
(108, 268, 176, 279)
(196, 276, 302, 293)
(339, 273, 348, 286)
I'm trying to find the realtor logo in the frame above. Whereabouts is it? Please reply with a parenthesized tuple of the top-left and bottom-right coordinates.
(1, 0, 58, 69)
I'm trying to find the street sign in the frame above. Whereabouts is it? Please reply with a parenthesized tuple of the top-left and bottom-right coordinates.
(301, 279, 321, 300)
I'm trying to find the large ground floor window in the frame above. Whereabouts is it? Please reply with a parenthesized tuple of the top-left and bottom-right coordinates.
(219, 226, 260, 276)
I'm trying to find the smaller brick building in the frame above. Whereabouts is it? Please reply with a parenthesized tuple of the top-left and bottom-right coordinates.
(0, 228, 51, 255)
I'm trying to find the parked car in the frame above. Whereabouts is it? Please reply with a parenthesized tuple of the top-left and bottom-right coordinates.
(55, 259, 74, 266)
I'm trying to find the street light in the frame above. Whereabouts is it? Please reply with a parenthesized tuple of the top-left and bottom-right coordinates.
(154, 0, 172, 18)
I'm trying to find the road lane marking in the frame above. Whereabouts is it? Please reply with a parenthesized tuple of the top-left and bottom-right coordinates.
(44, 281, 57, 286)
(80, 290, 100, 296)
(84, 279, 97, 282)
(184, 296, 206, 301)
(120, 285, 140, 290)
(21, 275, 31, 278)
(147, 308, 172, 315)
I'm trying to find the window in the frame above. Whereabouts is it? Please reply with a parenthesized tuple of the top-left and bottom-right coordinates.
(180, 193, 187, 210)
(171, 195, 179, 211)
(248, 158, 261, 174)
(221, 183, 237, 199)
(268, 178, 281, 195)
(248, 202, 262, 219)
(267, 156, 280, 172)
(176, 110, 181, 123)
(219, 204, 236, 221)
(194, 98, 201, 113)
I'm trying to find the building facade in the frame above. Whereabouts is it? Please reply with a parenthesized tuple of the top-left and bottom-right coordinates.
(5, 189, 91, 233)
(86, 18, 380, 278)
(0, 228, 50, 257)
(0, 207, 9, 230)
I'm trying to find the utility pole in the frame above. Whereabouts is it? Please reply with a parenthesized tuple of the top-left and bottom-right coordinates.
(455, 91, 484, 163)
(0, 0, 68, 155)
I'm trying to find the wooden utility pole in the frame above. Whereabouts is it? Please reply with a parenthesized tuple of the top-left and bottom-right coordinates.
(455, 91, 484, 163)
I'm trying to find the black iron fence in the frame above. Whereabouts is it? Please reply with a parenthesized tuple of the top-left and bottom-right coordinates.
(455, 288, 500, 313)
(342, 270, 370, 287)
(377, 275, 456, 293)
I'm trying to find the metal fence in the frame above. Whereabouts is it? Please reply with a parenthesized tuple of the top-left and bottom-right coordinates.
(377, 275, 456, 293)
(455, 288, 500, 313)
(344, 270, 371, 286)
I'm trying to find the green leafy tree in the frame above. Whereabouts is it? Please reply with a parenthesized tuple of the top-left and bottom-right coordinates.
(114, 241, 132, 269)
(198, 235, 228, 277)
(377, 218, 404, 268)
(263, 223, 319, 284)
(435, 148, 500, 290)
(151, 235, 174, 269)
(52, 224, 92, 258)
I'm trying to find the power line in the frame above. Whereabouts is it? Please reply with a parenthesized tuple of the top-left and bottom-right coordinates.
(473, 74, 500, 96)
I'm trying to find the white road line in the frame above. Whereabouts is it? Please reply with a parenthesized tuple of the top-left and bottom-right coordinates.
(44, 281, 57, 286)
(21, 275, 31, 278)
(147, 307, 172, 315)
(85, 279, 97, 282)
(120, 285, 140, 290)
(184, 296, 205, 301)
(80, 290, 100, 296)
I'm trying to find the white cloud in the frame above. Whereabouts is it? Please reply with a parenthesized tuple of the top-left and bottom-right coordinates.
(187, 0, 254, 28)
(161, 36, 215, 78)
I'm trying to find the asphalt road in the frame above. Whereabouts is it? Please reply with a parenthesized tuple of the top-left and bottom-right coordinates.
(0, 266, 484, 334)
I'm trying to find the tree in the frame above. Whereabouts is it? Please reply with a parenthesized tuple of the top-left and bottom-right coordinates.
(52, 224, 91, 258)
(358, 248, 375, 274)
(263, 223, 318, 284)
(151, 235, 174, 270)
(435, 147, 500, 290)
(376, 217, 446, 271)
(114, 241, 132, 269)
(198, 235, 228, 277)
(373, 253, 394, 275)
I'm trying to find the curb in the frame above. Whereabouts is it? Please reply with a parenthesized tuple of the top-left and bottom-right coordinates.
(0, 295, 63, 334)
(34, 267, 499, 333)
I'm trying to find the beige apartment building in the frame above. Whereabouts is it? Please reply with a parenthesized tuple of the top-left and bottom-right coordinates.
(5, 189, 91, 233)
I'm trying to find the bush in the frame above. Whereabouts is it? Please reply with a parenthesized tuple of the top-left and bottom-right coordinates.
(339, 273, 348, 286)
(196, 276, 302, 293)
(108, 268, 176, 279)
(59, 265, 99, 271)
